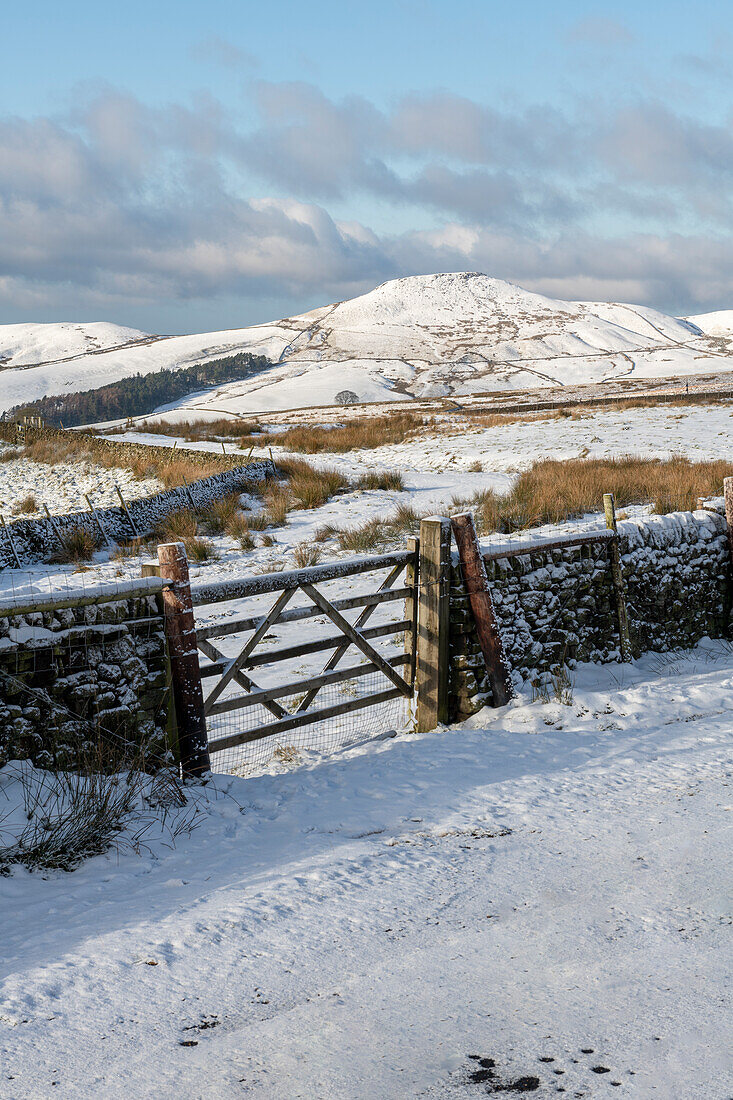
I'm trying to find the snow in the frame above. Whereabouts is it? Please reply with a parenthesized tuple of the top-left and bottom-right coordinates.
(1, 643, 731, 1097)
(2, 273, 733, 417)
(0, 321, 148, 368)
(686, 310, 733, 337)
(0, 446, 162, 519)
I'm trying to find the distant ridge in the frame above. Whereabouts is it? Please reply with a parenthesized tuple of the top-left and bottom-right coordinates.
(1, 273, 731, 418)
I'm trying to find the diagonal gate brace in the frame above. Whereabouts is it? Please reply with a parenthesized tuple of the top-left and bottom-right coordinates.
(300, 582, 412, 697)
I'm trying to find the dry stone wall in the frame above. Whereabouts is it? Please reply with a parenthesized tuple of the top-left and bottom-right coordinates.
(0, 423, 273, 569)
(0, 588, 170, 770)
(449, 509, 731, 720)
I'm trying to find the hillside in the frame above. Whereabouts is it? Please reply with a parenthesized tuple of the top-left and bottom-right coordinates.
(2, 274, 732, 418)
(0, 321, 150, 369)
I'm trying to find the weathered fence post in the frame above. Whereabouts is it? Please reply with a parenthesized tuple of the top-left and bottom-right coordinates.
(603, 493, 633, 661)
(142, 560, 180, 764)
(157, 541, 210, 778)
(724, 478, 733, 569)
(115, 484, 139, 538)
(416, 517, 451, 732)
(451, 512, 512, 707)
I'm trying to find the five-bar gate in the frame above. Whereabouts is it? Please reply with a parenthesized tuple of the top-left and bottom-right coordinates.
(188, 544, 419, 769)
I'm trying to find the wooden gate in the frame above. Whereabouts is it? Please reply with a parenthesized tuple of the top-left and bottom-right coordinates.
(188, 545, 419, 762)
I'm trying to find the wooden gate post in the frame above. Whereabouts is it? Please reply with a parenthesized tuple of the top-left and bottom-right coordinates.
(451, 512, 512, 707)
(603, 493, 633, 661)
(416, 517, 451, 732)
(157, 541, 210, 778)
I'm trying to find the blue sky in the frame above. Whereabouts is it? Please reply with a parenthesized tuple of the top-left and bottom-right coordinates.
(2, 1, 733, 331)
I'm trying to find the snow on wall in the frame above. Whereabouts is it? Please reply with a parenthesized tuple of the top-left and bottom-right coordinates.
(0, 425, 274, 569)
(450, 509, 731, 718)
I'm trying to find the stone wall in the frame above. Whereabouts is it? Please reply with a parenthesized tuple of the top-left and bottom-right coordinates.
(0, 584, 170, 770)
(0, 423, 273, 569)
(0, 422, 254, 473)
(449, 509, 731, 720)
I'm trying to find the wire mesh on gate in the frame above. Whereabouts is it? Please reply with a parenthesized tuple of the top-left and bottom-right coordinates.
(209, 668, 412, 775)
(196, 562, 415, 776)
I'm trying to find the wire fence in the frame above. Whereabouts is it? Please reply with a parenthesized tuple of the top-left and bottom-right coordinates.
(209, 668, 412, 775)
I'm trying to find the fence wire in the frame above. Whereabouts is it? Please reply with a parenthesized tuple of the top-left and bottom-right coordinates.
(197, 567, 414, 776)
(209, 668, 412, 775)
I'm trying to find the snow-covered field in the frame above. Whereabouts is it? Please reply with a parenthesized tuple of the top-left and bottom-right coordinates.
(1, 399, 729, 604)
(1, 644, 731, 1098)
(4, 273, 733, 417)
(0, 447, 162, 520)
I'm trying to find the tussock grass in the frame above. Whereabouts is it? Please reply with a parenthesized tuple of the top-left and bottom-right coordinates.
(356, 470, 406, 491)
(246, 511, 270, 531)
(451, 455, 733, 535)
(153, 509, 198, 542)
(263, 485, 292, 526)
(274, 412, 427, 454)
(20, 433, 223, 488)
(224, 511, 255, 549)
(337, 518, 392, 553)
(200, 494, 240, 535)
(138, 416, 261, 442)
(12, 493, 38, 515)
(183, 536, 219, 562)
(313, 523, 338, 542)
(510, 455, 733, 524)
(286, 463, 349, 509)
(292, 543, 323, 567)
(49, 528, 100, 564)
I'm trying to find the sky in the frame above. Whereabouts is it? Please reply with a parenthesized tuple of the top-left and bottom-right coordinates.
(2, 0, 733, 333)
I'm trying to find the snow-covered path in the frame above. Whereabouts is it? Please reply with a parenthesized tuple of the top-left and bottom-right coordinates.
(1, 645, 731, 1098)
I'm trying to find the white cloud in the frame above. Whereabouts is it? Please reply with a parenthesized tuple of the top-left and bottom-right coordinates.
(1, 82, 733, 322)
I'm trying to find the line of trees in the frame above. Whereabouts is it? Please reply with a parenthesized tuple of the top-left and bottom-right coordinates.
(7, 353, 273, 427)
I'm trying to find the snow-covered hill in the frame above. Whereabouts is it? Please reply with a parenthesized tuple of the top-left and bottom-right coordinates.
(0, 322, 150, 369)
(2, 274, 731, 418)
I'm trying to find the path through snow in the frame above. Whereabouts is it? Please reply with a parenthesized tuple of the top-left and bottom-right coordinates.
(1, 644, 731, 1098)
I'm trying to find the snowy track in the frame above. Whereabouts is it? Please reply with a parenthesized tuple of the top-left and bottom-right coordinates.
(1, 645, 731, 1098)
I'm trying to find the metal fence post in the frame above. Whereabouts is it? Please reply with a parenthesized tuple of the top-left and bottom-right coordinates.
(416, 517, 451, 732)
(157, 541, 210, 778)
